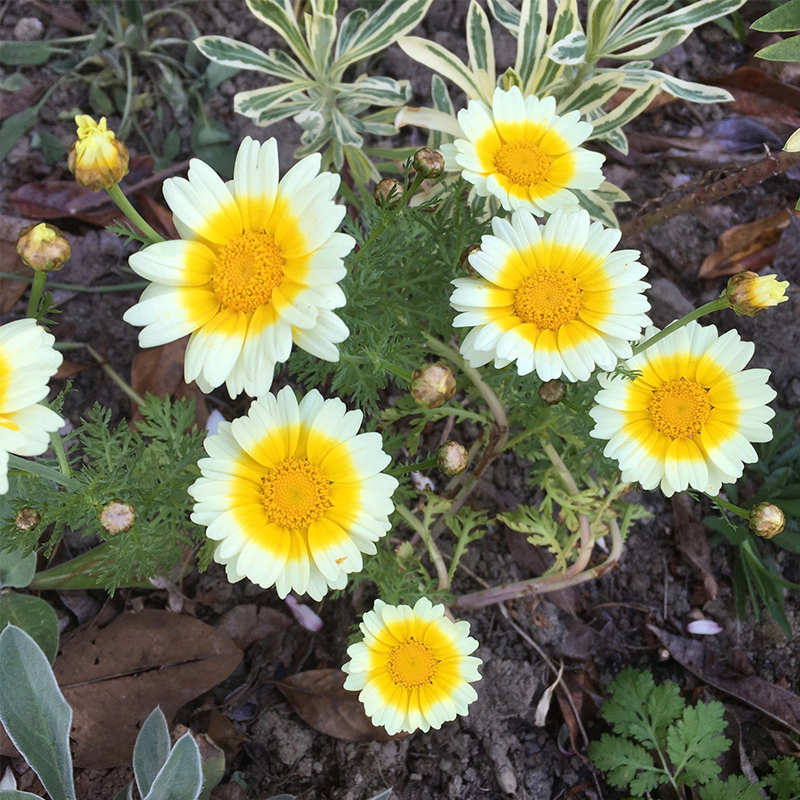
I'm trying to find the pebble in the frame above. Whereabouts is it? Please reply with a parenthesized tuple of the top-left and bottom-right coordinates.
(14, 17, 44, 40)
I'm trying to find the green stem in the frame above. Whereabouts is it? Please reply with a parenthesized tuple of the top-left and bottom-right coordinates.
(7, 454, 76, 489)
(710, 494, 751, 520)
(631, 298, 729, 357)
(49, 432, 71, 478)
(388, 456, 438, 476)
(0, 272, 146, 293)
(106, 183, 165, 245)
(396, 505, 449, 591)
(26, 270, 47, 319)
(118, 49, 135, 139)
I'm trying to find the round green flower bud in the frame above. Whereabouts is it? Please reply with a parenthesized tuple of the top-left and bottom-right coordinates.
(411, 362, 456, 409)
(374, 177, 403, 208)
(437, 440, 469, 476)
(749, 502, 785, 539)
(413, 147, 445, 179)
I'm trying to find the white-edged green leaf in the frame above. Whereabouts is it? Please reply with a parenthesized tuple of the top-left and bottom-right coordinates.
(589, 78, 662, 137)
(234, 81, 314, 117)
(0, 626, 75, 800)
(429, 73, 455, 148)
(620, 68, 733, 102)
(398, 37, 487, 101)
(611, 26, 692, 59)
(345, 75, 410, 106)
(312, 0, 337, 15)
(257, 99, 313, 127)
(0, 548, 36, 589)
(530, 0, 583, 92)
(246, 0, 314, 69)
(547, 31, 588, 64)
(194, 36, 307, 79)
(345, 144, 380, 184)
(598, 126, 630, 153)
(335, 8, 367, 61)
(0, 594, 59, 665)
(466, 1, 496, 100)
(305, 10, 336, 73)
(334, 0, 434, 70)
(360, 107, 402, 135)
(487, 0, 521, 35)
(757, 35, 800, 61)
(595, 179, 631, 204)
(752, 0, 800, 32)
(395, 105, 465, 138)
(587, 0, 622, 60)
(134, 708, 171, 799)
(142, 733, 202, 800)
(573, 187, 620, 227)
(611, 0, 675, 41)
(331, 107, 364, 147)
(558, 72, 626, 114)
(515, 0, 548, 87)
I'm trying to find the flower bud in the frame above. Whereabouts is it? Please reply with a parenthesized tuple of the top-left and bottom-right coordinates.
(16, 222, 71, 272)
(459, 244, 481, 277)
(749, 502, 785, 539)
(538, 379, 566, 406)
(413, 147, 445, 179)
(437, 440, 469, 476)
(68, 115, 129, 192)
(411, 362, 456, 408)
(99, 499, 136, 535)
(374, 177, 403, 208)
(724, 271, 789, 317)
(15, 507, 40, 531)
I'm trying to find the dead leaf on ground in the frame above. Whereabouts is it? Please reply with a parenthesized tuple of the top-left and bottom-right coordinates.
(554, 669, 600, 762)
(0, 80, 50, 121)
(130, 338, 209, 428)
(0, 609, 242, 768)
(276, 669, 403, 742)
(215, 604, 294, 651)
(649, 624, 800, 735)
(210, 783, 248, 800)
(30, 0, 91, 33)
(206, 710, 249, 763)
(671, 495, 718, 604)
(53, 360, 90, 380)
(699, 208, 800, 278)
(137, 193, 179, 240)
(709, 68, 800, 127)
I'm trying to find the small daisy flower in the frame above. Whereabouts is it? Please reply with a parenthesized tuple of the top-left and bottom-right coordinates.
(725, 271, 789, 317)
(189, 387, 398, 600)
(590, 321, 776, 497)
(124, 136, 355, 398)
(450, 208, 651, 382)
(343, 598, 482, 735)
(67, 115, 129, 191)
(0, 319, 63, 495)
(441, 86, 605, 215)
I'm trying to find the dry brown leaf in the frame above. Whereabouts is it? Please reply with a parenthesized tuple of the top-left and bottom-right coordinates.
(648, 624, 800, 735)
(276, 668, 403, 742)
(210, 783, 248, 800)
(0, 80, 50, 122)
(53, 360, 89, 380)
(709, 68, 800, 127)
(137, 193, 179, 240)
(0, 609, 242, 768)
(215, 604, 293, 651)
(699, 208, 800, 278)
(206, 711, 248, 763)
(671, 495, 718, 604)
(0, 214, 35, 313)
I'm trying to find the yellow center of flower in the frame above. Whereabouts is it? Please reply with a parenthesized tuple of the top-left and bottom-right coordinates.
(494, 141, 554, 186)
(261, 457, 331, 529)
(514, 271, 582, 330)
(388, 639, 439, 689)
(648, 379, 712, 439)
(212, 231, 285, 313)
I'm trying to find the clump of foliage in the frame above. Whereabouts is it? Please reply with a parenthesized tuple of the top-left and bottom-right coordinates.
(590, 668, 800, 799)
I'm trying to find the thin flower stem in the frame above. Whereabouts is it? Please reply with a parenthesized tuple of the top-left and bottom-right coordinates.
(26, 270, 47, 319)
(49, 432, 71, 478)
(0, 272, 147, 293)
(388, 456, 439, 476)
(60, 342, 146, 406)
(106, 183, 165, 245)
(631, 298, 729, 357)
(396, 505, 450, 591)
(710, 494, 751, 520)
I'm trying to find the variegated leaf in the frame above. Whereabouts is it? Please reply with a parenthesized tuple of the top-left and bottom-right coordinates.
(530, 0, 583, 93)
(589, 78, 662, 138)
(312, 0, 337, 15)
(595, 179, 631, 204)
(360, 107, 404, 136)
(344, 75, 410, 106)
(572, 188, 620, 227)
(335, 8, 367, 62)
(395, 105, 465, 138)
(611, 26, 692, 59)
(429, 73, 455, 149)
(305, 10, 337, 73)
(558, 72, 626, 114)
(611, 0, 675, 41)
(331, 107, 364, 147)
(486, 0, 522, 36)
(234, 81, 314, 117)
(256, 99, 312, 127)
(398, 37, 487, 101)
(334, 0, 435, 70)
(467, 1, 496, 99)
(195, 36, 307, 80)
(246, 0, 314, 69)
(547, 31, 588, 64)
(345, 144, 381, 184)
(620, 68, 733, 103)
(515, 0, 548, 87)
(597, 126, 629, 154)
(587, 0, 622, 60)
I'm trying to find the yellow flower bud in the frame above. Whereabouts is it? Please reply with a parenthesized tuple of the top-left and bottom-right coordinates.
(99, 499, 136, 535)
(459, 244, 481, 277)
(412, 147, 444, 179)
(437, 440, 469, 476)
(16, 222, 71, 272)
(411, 362, 456, 409)
(15, 507, 41, 531)
(724, 271, 789, 316)
(538, 379, 566, 406)
(749, 502, 785, 539)
(374, 177, 403, 208)
(67, 115, 129, 192)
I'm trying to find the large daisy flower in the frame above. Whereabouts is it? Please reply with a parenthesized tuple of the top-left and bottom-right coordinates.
(590, 321, 776, 497)
(0, 319, 63, 495)
(441, 86, 605, 215)
(451, 208, 651, 382)
(188, 386, 398, 600)
(342, 598, 482, 735)
(123, 136, 355, 398)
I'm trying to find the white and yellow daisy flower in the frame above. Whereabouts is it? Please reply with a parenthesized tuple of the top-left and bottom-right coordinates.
(451, 208, 651, 382)
(441, 86, 605, 215)
(342, 597, 481, 735)
(590, 321, 776, 497)
(123, 136, 355, 398)
(188, 386, 398, 600)
(0, 319, 63, 495)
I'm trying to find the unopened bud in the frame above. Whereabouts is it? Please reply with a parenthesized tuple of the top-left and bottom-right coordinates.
(374, 177, 403, 208)
(16, 222, 71, 272)
(459, 244, 481, 277)
(724, 271, 789, 317)
(437, 440, 468, 476)
(539, 379, 566, 406)
(68, 115, 129, 191)
(749, 502, 785, 539)
(99, 499, 136, 534)
(15, 507, 40, 531)
(411, 362, 456, 408)
(413, 147, 444, 179)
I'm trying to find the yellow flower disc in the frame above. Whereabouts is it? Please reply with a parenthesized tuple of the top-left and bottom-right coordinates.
(513, 271, 582, 330)
(261, 457, 331, 529)
(648, 379, 712, 440)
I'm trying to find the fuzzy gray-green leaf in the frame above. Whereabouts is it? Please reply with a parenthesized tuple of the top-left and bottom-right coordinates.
(134, 707, 171, 799)
(142, 733, 202, 800)
(0, 548, 36, 589)
(0, 594, 59, 664)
